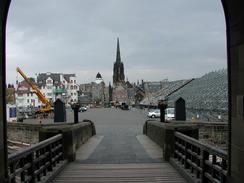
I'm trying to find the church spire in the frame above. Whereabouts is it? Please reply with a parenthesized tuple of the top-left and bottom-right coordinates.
(113, 38, 125, 85)
(116, 37, 121, 62)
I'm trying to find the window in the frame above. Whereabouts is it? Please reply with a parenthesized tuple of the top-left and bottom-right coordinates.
(27, 99, 29, 103)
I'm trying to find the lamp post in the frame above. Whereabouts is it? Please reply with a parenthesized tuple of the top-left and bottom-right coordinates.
(71, 103, 80, 123)
(158, 99, 168, 122)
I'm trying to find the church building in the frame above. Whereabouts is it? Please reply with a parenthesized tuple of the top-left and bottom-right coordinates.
(91, 72, 106, 104)
(112, 38, 128, 103)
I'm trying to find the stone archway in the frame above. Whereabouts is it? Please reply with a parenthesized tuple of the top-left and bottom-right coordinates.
(1, 0, 244, 182)
(221, 1, 244, 182)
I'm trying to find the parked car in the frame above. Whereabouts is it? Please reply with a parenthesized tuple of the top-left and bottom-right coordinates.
(165, 108, 175, 121)
(147, 109, 160, 118)
(147, 108, 175, 120)
(79, 106, 87, 112)
(121, 103, 129, 110)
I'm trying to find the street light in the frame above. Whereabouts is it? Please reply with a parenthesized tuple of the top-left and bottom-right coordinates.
(158, 98, 168, 122)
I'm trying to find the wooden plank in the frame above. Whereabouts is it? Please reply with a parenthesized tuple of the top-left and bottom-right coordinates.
(52, 163, 186, 183)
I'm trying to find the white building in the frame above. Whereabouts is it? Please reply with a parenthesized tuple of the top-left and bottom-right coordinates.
(37, 72, 79, 105)
(15, 80, 42, 108)
(15, 72, 79, 109)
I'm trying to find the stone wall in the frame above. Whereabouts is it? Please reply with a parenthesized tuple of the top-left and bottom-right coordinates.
(143, 120, 228, 160)
(198, 122, 228, 150)
(7, 123, 41, 144)
(143, 120, 199, 161)
(7, 120, 96, 162)
(39, 120, 96, 161)
(7, 120, 96, 146)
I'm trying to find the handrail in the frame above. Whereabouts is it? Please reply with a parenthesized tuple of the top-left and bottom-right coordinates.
(8, 134, 62, 163)
(8, 134, 64, 183)
(172, 131, 228, 183)
(175, 132, 228, 158)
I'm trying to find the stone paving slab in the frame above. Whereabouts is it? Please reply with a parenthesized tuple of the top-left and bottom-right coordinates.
(76, 135, 104, 160)
(76, 108, 161, 164)
(78, 134, 161, 164)
(136, 135, 163, 160)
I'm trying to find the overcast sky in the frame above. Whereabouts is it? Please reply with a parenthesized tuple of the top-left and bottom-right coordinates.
(6, 0, 226, 85)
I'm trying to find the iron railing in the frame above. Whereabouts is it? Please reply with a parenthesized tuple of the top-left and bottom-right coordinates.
(8, 134, 64, 183)
(172, 131, 228, 183)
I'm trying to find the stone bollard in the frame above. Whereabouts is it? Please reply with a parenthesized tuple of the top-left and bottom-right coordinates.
(54, 99, 66, 122)
(71, 103, 80, 123)
(158, 99, 168, 122)
(175, 97, 186, 121)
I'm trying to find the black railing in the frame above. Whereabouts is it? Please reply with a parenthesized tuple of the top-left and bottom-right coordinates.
(8, 134, 64, 183)
(172, 131, 228, 183)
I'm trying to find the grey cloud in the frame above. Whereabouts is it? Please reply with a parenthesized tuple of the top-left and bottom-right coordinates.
(6, 0, 226, 84)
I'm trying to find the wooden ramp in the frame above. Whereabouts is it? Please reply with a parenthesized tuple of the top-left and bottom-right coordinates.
(52, 163, 186, 183)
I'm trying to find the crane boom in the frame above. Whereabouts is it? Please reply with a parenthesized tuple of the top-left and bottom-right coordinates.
(16, 67, 52, 112)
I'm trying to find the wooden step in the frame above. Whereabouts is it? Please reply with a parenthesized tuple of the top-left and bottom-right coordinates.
(52, 163, 186, 183)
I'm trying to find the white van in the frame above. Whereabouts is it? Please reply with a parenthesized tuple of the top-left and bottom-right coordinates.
(165, 108, 175, 121)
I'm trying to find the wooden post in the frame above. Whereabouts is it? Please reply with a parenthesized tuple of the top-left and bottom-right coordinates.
(27, 153, 36, 183)
(201, 150, 209, 183)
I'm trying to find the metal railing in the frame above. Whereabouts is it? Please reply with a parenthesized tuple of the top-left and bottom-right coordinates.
(172, 131, 228, 183)
(8, 134, 64, 183)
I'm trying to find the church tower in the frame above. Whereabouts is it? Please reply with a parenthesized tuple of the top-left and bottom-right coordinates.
(113, 38, 125, 85)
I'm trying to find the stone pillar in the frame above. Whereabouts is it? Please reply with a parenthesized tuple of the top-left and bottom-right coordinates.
(222, 1, 244, 182)
(54, 99, 66, 122)
(0, 1, 11, 182)
(175, 97, 186, 121)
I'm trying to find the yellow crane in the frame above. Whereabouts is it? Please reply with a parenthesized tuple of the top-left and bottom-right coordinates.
(16, 67, 53, 114)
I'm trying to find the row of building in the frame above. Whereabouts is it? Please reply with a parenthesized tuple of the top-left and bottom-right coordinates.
(15, 73, 79, 109)
(12, 38, 195, 110)
(13, 38, 142, 109)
